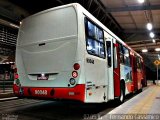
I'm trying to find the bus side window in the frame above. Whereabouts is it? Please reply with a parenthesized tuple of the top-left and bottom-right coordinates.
(106, 41, 111, 67)
(85, 18, 105, 58)
(123, 47, 130, 66)
(136, 57, 139, 69)
(119, 44, 124, 64)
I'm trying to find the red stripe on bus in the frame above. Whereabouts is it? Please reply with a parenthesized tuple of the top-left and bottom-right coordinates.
(13, 84, 85, 102)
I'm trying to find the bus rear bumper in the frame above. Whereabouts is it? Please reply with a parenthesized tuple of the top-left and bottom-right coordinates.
(13, 84, 85, 102)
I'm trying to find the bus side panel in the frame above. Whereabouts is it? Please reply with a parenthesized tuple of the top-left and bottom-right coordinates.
(85, 56, 107, 103)
(137, 58, 143, 90)
(114, 44, 120, 97)
(137, 71, 142, 89)
(132, 54, 138, 91)
(120, 64, 133, 94)
(137, 69, 143, 89)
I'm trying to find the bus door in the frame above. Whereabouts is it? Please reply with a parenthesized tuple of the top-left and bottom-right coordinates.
(113, 39, 120, 97)
(105, 32, 114, 100)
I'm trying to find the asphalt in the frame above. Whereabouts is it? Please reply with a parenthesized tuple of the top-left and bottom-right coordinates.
(1, 81, 158, 120)
(0, 91, 17, 101)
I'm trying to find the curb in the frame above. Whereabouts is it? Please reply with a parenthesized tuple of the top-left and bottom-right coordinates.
(0, 97, 18, 101)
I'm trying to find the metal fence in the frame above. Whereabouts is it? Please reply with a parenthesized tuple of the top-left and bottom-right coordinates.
(0, 80, 13, 93)
(0, 72, 14, 93)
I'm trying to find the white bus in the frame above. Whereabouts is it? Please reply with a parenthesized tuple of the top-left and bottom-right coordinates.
(13, 3, 145, 103)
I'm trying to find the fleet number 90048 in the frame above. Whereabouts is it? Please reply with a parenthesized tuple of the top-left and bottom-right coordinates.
(35, 90, 47, 95)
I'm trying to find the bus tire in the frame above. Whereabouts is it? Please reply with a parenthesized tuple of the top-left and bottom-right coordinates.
(139, 82, 143, 92)
(139, 88, 142, 92)
(119, 82, 125, 103)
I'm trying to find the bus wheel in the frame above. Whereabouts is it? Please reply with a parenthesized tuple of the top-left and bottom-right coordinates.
(119, 84, 125, 103)
(139, 83, 143, 92)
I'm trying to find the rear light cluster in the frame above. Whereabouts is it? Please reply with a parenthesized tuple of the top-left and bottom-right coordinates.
(72, 63, 80, 78)
(72, 71, 78, 78)
(69, 78, 76, 85)
(73, 63, 80, 70)
(70, 63, 80, 85)
(14, 68, 19, 79)
(15, 74, 19, 79)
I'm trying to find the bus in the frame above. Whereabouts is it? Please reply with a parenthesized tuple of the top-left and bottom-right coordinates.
(13, 3, 146, 103)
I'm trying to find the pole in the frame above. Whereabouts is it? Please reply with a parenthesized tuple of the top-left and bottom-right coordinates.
(157, 65, 159, 84)
(3, 79, 5, 93)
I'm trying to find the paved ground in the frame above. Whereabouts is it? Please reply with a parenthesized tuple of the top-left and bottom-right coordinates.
(0, 92, 15, 99)
(0, 87, 15, 99)
(103, 84, 160, 120)
(0, 99, 119, 120)
(0, 89, 145, 120)
(0, 81, 154, 120)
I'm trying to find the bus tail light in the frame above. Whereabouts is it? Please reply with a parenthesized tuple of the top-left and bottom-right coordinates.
(14, 68, 19, 80)
(70, 78, 76, 85)
(72, 71, 78, 78)
(13, 68, 20, 86)
(14, 74, 19, 79)
(73, 63, 80, 70)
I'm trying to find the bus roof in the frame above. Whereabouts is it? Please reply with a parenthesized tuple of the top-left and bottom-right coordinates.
(75, 3, 142, 59)
(21, 3, 142, 59)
